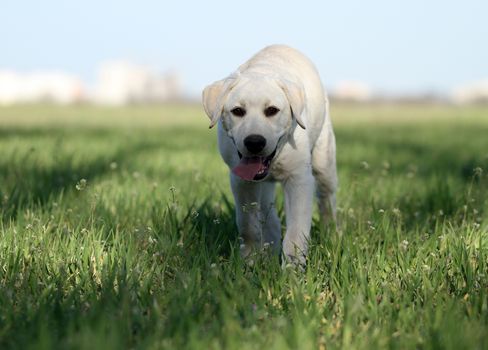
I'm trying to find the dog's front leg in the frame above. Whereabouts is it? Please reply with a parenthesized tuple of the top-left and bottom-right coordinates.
(230, 173, 263, 258)
(282, 169, 315, 267)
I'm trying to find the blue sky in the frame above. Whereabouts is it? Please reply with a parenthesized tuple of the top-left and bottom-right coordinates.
(1, 0, 487, 96)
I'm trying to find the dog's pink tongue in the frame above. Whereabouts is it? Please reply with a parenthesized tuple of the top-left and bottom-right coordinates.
(232, 157, 264, 181)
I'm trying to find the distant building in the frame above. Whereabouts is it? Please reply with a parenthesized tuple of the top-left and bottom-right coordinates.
(451, 80, 488, 104)
(0, 62, 183, 106)
(93, 61, 182, 105)
(0, 70, 85, 105)
(332, 80, 372, 102)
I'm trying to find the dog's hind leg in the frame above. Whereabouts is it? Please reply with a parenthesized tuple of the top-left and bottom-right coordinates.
(311, 121, 338, 225)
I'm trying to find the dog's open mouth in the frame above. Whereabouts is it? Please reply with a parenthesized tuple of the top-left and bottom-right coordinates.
(232, 149, 277, 181)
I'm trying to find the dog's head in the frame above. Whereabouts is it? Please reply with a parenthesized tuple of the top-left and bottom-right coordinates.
(202, 74, 305, 181)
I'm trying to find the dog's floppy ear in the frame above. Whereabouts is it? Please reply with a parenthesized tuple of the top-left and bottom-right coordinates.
(202, 77, 237, 129)
(278, 79, 306, 129)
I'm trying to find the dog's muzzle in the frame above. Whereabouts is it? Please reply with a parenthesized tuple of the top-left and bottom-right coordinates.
(233, 148, 277, 181)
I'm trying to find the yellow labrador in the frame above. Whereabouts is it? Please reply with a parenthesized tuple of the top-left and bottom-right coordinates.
(202, 45, 337, 266)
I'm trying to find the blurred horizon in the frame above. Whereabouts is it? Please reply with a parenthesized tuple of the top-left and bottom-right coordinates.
(1, 0, 488, 104)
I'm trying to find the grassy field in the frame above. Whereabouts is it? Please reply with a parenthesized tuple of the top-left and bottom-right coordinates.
(0, 103, 487, 349)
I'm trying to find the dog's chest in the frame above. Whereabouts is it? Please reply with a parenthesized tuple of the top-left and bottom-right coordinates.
(268, 158, 287, 181)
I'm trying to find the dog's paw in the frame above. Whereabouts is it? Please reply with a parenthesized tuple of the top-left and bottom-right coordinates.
(281, 253, 306, 272)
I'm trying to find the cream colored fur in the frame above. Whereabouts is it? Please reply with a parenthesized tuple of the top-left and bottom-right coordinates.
(203, 45, 337, 266)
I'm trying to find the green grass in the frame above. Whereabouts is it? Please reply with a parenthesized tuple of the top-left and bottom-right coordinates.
(0, 103, 487, 349)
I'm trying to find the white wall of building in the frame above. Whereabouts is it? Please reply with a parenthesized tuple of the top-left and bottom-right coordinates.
(452, 80, 488, 104)
(0, 70, 85, 105)
(0, 62, 182, 106)
(93, 61, 182, 105)
(332, 80, 372, 102)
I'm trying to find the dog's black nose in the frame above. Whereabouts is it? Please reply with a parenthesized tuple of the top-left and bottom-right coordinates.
(244, 134, 267, 154)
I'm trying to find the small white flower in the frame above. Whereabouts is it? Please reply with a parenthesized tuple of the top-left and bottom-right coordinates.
(360, 161, 370, 170)
(347, 208, 355, 218)
(400, 239, 409, 251)
(473, 167, 483, 177)
(76, 178, 87, 191)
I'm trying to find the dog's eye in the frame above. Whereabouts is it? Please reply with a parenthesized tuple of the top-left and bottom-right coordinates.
(230, 107, 246, 117)
(264, 106, 280, 117)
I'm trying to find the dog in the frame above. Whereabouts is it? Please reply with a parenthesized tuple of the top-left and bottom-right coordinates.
(202, 45, 337, 266)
